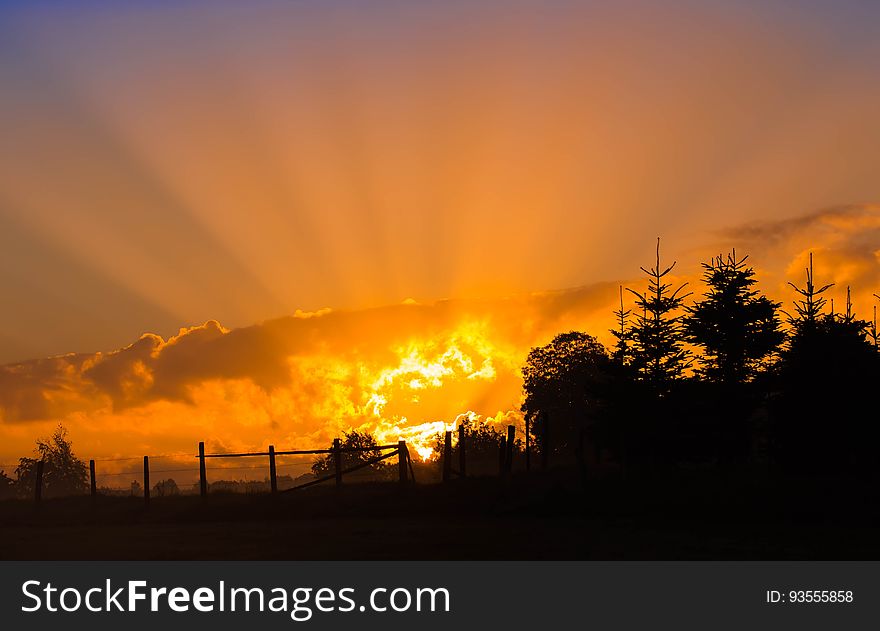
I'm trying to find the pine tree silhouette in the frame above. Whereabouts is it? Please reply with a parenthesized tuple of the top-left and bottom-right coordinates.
(785, 252, 832, 330)
(684, 250, 783, 384)
(626, 238, 691, 393)
(610, 285, 632, 365)
(772, 255, 878, 473)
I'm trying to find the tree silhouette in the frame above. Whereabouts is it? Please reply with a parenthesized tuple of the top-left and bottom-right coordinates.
(626, 238, 691, 393)
(772, 260, 878, 472)
(521, 331, 611, 463)
(684, 250, 784, 384)
(312, 430, 390, 479)
(610, 285, 632, 365)
(15, 424, 88, 498)
(785, 252, 832, 332)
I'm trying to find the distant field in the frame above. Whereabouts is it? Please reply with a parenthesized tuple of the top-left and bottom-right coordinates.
(1, 470, 878, 560)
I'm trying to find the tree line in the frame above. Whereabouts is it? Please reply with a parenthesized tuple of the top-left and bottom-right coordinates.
(522, 239, 880, 477)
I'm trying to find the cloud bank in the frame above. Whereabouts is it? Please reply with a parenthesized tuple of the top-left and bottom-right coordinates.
(0, 282, 621, 473)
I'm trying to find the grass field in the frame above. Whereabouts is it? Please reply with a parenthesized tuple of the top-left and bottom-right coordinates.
(1, 469, 878, 560)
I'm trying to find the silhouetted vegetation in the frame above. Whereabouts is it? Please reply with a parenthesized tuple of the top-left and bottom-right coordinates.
(682, 251, 785, 466)
(430, 416, 524, 475)
(684, 251, 784, 385)
(522, 332, 612, 474)
(312, 430, 392, 480)
(14, 424, 88, 498)
(153, 478, 180, 497)
(523, 242, 880, 478)
(627, 238, 692, 392)
(770, 261, 879, 473)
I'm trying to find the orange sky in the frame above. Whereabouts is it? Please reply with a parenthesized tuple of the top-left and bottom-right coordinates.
(0, 1, 879, 483)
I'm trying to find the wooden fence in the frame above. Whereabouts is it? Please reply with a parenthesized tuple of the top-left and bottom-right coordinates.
(25, 421, 531, 504)
(23, 439, 415, 508)
(196, 439, 415, 498)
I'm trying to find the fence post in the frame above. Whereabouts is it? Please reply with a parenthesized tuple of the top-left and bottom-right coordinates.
(442, 431, 452, 482)
(398, 440, 407, 485)
(498, 438, 507, 475)
(89, 459, 97, 498)
(269, 445, 278, 494)
(34, 460, 44, 503)
(199, 441, 207, 498)
(525, 415, 531, 472)
(143, 456, 150, 508)
(458, 424, 466, 478)
(506, 425, 515, 473)
(333, 438, 342, 486)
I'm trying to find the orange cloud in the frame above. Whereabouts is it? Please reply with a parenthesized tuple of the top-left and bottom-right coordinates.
(715, 203, 880, 321)
(0, 283, 620, 478)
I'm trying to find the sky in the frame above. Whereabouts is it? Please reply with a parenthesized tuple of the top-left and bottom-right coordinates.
(0, 0, 879, 483)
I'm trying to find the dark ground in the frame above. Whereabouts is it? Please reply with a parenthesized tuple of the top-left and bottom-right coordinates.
(1, 468, 878, 560)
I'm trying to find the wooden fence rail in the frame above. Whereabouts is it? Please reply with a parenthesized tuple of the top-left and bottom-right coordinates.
(56, 439, 413, 507)
(31, 422, 528, 503)
(197, 440, 412, 498)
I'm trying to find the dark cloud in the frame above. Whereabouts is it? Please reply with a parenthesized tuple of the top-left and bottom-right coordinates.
(710, 202, 880, 320)
(716, 203, 880, 246)
(0, 354, 98, 421)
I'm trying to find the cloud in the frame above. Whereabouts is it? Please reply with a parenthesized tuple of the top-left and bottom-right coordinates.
(0, 353, 104, 423)
(0, 283, 621, 472)
(718, 204, 880, 247)
(713, 203, 880, 319)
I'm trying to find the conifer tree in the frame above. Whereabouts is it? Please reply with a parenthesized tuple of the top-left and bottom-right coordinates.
(610, 285, 632, 365)
(684, 250, 783, 384)
(626, 238, 691, 393)
(772, 255, 878, 472)
(785, 252, 832, 332)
